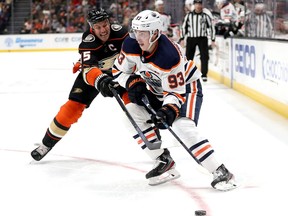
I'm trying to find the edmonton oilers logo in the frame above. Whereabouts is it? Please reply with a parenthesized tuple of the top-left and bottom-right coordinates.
(139, 70, 161, 87)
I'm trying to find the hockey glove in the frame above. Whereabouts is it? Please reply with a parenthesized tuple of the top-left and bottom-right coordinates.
(126, 75, 149, 106)
(152, 104, 180, 129)
(72, 61, 81, 74)
(95, 74, 117, 97)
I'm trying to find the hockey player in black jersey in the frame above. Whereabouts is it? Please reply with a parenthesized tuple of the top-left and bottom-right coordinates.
(31, 8, 129, 160)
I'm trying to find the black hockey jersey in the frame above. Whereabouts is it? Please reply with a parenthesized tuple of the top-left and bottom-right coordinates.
(79, 24, 128, 73)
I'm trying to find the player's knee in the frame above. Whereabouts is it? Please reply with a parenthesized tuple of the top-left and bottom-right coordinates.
(121, 91, 131, 105)
(172, 118, 198, 139)
(56, 100, 86, 127)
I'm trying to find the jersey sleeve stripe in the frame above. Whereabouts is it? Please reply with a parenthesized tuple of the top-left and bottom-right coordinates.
(163, 91, 186, 104)
(185, 61, 198, 82)
(79, 46, 103, 51)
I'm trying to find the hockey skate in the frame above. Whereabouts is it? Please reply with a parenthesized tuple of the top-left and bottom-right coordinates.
(211, 164, 237, 191)
(146, 149, 180, 186)
(31, 144, 52, 161)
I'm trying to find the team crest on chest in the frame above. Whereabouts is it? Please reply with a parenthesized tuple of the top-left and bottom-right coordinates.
(139, 70, 161, 88)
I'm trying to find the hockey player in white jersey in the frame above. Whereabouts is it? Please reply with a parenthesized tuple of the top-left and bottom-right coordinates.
(112, 10, 237, 191)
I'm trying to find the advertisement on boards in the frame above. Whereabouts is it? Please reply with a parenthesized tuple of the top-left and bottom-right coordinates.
(231, 38, 288, 105)
(0, 33, 82, 51)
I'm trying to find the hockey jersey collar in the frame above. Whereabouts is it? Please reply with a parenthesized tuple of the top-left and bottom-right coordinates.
(140, 41, 159, 63)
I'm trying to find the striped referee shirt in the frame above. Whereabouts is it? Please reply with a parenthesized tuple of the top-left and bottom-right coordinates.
(181, 8, 216, 41)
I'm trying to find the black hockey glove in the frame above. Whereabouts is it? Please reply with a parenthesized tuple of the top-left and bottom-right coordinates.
(126, 75, 149, 106)
(95, 74, 117, 97)
(152, 104, 180, 129)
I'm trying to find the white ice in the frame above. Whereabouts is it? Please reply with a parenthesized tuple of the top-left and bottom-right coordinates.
(1, 51, 288, 216)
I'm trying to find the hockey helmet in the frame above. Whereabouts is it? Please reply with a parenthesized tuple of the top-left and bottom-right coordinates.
(131, 10, 163, 50)
(132, 10, 162, 33)
(87, 8, 109, 27)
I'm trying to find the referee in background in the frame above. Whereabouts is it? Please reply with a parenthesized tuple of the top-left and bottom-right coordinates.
(181, 0, 216, 82)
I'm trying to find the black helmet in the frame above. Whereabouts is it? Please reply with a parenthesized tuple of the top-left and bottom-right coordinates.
(87, 8, 109, 27)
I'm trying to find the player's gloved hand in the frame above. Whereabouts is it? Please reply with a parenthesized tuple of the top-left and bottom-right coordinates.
(73, 61, 81, 74)
(95, 74, 117, 97)
(126, 75, 149, 105)
(152, 104, 180, 129)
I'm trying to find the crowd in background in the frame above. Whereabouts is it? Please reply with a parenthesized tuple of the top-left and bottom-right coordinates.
(1, 0, 288, 40)
(21, 0, 95, 34)
(20, 0, 152, 34)
(1, 0, 151, 34)
(0, 0, 11, 34)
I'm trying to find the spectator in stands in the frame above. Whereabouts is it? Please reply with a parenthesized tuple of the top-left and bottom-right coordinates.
(41, 14, 51, 33)
(0, 1, 11, 34)
(232, 0, 245, 15)
(154, 0, 171, 35)
(130, 2, 139, 18)
(215, 0, 241, 38)
(72, 0, 81, 6)
(32, 1, 42, 20)
(232, 0, 245, 37)
(20, 18, 32, 34)
(32, 18, 42, 34)
(51, 14, 60, 32)
(245, 0, 274, 38)
(185, 0, 194, 12)
(108, 3, 122, 24)
(56, 22, 66, 33)
(42, 4, 51, 17)
(122, 6, 133, 29)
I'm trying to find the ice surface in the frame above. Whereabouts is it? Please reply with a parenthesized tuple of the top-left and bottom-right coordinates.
(1, 51, 288, 216)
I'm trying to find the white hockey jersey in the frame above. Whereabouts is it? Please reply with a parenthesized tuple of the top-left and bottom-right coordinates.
(220, 2, 238, 23)
(159, 12, 171, 33)
(112, 34, 201, 108)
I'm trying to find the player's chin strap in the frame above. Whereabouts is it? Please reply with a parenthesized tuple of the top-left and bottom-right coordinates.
(147, 30, 161, 51)
(109, 86, 162, 150)
(141, 95, 201, 165)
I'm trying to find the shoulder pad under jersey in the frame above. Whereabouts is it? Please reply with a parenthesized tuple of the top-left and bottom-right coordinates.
(109, 24, 129, 41)
(122, 36, 141, 54)
(152, 36, 181, 70)
(79, 30, 102, 51)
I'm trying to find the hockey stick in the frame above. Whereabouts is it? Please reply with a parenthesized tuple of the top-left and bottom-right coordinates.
(141, 95, 201, 164)
(109, 87, 162, 150)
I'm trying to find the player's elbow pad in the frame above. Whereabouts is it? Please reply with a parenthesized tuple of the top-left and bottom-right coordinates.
(82, 67, 102, 86)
